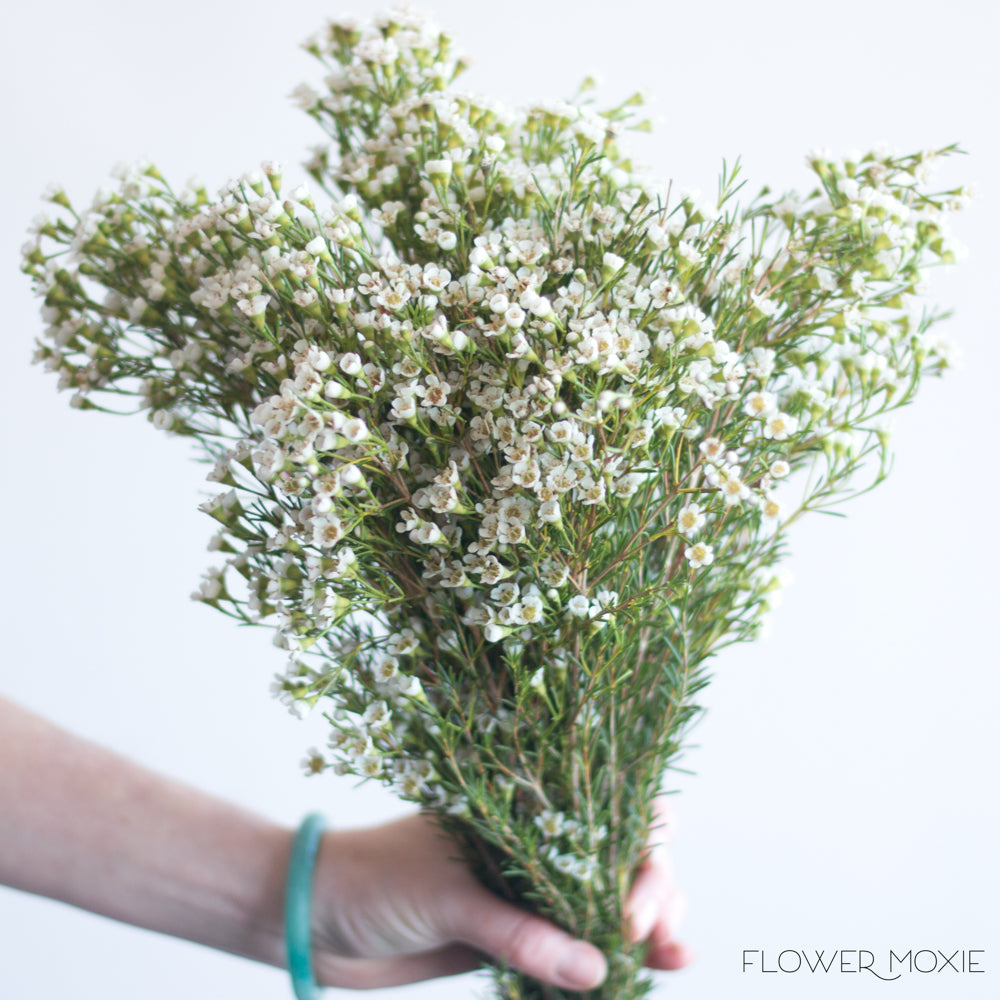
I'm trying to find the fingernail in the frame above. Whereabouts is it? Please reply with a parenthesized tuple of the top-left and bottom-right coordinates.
(554, 941, 607, 990)
(629, 896, 658, 943)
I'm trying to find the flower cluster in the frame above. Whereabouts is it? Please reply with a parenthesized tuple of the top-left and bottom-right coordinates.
(24, 6, 965, 997)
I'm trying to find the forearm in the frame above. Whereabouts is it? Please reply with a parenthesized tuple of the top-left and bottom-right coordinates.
(0, 696, 293, 968)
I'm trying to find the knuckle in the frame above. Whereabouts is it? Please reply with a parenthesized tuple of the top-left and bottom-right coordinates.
(501, 912, 552, 969)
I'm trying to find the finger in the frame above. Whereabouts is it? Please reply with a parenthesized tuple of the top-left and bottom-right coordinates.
(625, 865, 666, 943)
(645, 794, 678, 860)
(645, 939, 696, 972)
(626, 808, 684, 945)
(648, 886, 687, 945)
(625, 873, 686, 946)
(449, 887, 608, 992)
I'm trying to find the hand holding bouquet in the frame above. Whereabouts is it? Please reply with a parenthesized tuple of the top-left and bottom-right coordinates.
(24, 7, 965, 997)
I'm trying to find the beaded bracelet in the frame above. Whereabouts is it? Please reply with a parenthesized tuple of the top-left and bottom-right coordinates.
(285, 812, 327, 1000)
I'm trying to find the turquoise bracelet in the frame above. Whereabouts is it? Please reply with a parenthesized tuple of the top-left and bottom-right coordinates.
(285, 812, 327, 1000)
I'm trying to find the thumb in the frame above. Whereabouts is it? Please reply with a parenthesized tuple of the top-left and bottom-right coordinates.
(450, 887, 608, 992)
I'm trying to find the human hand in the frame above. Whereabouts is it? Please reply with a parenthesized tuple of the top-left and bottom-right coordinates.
(0, 698, 691, 992)
(622, 795, 694, 972)
(308, 795, 693, 991)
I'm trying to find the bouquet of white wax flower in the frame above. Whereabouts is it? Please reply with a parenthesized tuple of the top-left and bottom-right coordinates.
(25, 6, 966, 998)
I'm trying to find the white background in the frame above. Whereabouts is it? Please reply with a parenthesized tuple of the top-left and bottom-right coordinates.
(1, 1, 997, 998)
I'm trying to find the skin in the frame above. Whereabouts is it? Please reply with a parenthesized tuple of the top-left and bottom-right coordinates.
(0, 695, 692, 992)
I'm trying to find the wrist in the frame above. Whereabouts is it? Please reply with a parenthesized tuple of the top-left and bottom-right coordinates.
(214, 818, 296, 971)
(305, 825, 392, 990)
